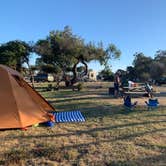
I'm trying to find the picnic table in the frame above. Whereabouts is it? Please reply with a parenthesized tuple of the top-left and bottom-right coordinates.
(122, 85, 145, 92)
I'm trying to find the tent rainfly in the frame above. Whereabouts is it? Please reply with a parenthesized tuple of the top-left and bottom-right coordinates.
(0, 65, 54, 129)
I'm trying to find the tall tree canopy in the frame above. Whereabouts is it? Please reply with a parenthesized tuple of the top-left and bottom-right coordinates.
(98, 68, 114, 81)
(150, 50, 166, 80)
(0, 40, 32, 72)
(117, 51, 166, 82)
(154, 50, 166, 68)
(132, 52, 153, 81)
(35, 26, 121, 86)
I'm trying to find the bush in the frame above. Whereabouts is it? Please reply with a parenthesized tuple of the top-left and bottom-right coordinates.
(77, 83, 84, 91)
(47, 84, 53, 91)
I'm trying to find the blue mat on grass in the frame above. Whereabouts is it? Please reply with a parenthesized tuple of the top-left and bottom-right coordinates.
(54, 110, 85, 123)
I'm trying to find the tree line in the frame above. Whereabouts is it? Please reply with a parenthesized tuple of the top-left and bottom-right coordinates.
(127, 52, 166, 82)
(0, 26, 165, 87)
(98, 51, 166, 83)
(0, 26, 121, 87)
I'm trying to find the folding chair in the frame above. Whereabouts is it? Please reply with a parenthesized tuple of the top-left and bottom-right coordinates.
(145, 98, 159, 111)
(123, 95, 137, 111)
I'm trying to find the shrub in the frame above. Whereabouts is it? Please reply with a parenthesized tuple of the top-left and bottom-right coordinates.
(77, 83, 84, 91)
(47, 84, 53, 91)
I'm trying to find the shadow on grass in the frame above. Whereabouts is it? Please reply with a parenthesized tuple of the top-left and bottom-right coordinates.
(39, 87, 109, 99)
(51, 103, 141, 118)
(47, 91, 108, 99)
(48, 94, 166, 119)
(106, 153, 166, 166)
(52, 95, 112, 104)
(5, 121, 166, 141)
(6, 127, 165, 164)
(3, 142, 165, 166)
(145, 114, 166, 117)
(135, 143, 166, 151)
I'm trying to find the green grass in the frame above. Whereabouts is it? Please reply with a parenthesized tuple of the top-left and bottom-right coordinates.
(0, 82, 166, 166)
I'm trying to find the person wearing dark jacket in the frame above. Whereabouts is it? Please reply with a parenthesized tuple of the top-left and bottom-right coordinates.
(114, 72, 121, 98)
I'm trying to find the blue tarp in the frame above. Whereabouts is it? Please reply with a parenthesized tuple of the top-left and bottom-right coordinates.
(53, 110, 85, 123)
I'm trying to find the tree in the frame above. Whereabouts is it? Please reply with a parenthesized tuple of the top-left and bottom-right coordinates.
(154, 50, 166, 76)
(0, 40, 32, 72)
(105, 44, 121, 68)
(0, 40, 36, 86)
(155, 50, 166, 65)
(150, 61, 165, 80)
(132, 52, 153, 81)
(35, 26, 121, 87)
(98, 68, 114, 81)
(126, 66, 137, 81)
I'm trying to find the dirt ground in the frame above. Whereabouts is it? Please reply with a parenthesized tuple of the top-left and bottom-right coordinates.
(0, 82, 165, 165)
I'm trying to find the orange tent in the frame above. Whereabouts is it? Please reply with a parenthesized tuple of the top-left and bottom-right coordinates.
(0, 65, 54, 129)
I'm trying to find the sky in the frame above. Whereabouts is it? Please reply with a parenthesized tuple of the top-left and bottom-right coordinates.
(0, 0, 166, 72)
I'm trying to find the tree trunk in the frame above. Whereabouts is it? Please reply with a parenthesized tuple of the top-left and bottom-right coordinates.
(81, 60, 88, 76)
(16, 62, 22, 72)
(71, 60, 79, 85)
(26, 62, 35, 88)
(63, 59, 88, 88)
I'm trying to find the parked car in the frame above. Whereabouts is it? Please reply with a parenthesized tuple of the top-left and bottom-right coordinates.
(155, 77, 166, 85)
(34, 73, 54, 82)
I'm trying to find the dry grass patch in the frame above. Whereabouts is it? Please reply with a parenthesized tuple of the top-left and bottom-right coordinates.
(0, 82, 166, 165)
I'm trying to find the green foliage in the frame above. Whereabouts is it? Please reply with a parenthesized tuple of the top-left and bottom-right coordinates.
(154, 50, 166, 76)
(98, 68, 114, 81)
(133, 52, 153, 74)
(128, 51, 166, 81)
(155, 50, 166, 66)
(0, 40, 32, 71)
(126, 66, 137, 81)
(77, 82, 84, 91)
(108, 44, 121, 57)
(131, 52, 153, 81)
(47, 84, 53, 91)
(41, 64, 61, 74)
(140, 72, 151, 81)
(150, 61, 165, 80)
(77, 66, 85, 73)
(120, 50, 166, 82)
(0, 26, 121, 86)
(35, 26, 121, 86)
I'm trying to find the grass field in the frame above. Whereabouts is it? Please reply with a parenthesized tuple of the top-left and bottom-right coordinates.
(0, 82, 166, 166)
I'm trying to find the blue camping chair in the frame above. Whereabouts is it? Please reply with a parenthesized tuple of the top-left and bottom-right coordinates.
(123, 95, 137, 111)
(145, 98, 159, 111)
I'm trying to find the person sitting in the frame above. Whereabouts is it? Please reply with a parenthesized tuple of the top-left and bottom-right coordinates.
(145, 82, 153, 98)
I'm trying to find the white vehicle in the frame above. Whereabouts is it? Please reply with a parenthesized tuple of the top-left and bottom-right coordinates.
(34, 73, 54, 82)
(47, 74, 54, 82)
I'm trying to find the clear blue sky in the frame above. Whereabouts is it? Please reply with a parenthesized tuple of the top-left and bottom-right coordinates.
(0, 0, 166, 72)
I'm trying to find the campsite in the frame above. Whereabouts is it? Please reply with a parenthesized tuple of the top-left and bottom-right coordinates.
(0, 0, 166, 165)
(0, 79, 165, 165)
